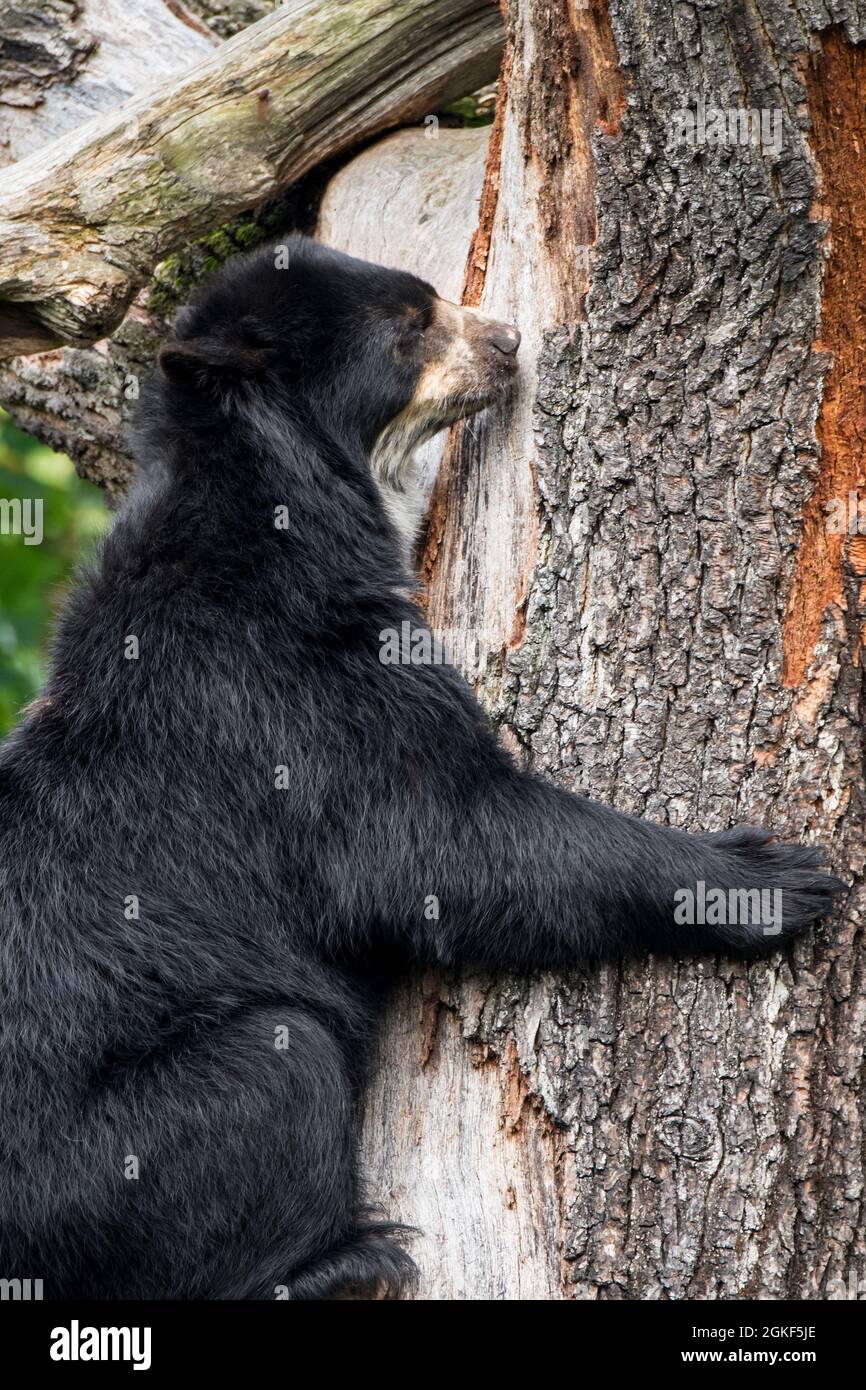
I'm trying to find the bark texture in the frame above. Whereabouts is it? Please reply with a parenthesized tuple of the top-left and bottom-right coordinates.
(0, 0, 502, 355)
(358, 0, 866, 1299)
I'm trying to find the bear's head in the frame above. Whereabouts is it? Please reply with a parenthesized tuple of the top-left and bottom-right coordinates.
(156, 236, 520, 514)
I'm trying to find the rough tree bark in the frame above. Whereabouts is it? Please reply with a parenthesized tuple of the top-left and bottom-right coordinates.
(353, 0, 866, 1299)
(2, 0, 865, 1301)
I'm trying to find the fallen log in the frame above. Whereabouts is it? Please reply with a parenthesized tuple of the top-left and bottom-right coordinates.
(0, 0, 502, 358)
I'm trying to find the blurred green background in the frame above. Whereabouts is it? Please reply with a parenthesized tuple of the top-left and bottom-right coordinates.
(0, 410, 108, 736)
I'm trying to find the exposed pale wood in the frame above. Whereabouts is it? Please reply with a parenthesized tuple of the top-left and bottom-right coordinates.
(362, 990, 565, 1300)
(0, 0, 503, 357)
(315, 125, 570, 1298)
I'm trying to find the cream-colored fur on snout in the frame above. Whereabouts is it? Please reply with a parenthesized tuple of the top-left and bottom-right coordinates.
(370, 300, 504, 558)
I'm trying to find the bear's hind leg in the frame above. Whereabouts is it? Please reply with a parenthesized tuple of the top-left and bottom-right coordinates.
(33, 1004, 377, 1299)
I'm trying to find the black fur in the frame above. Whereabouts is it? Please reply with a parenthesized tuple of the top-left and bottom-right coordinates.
(0, 237, 843, 1299)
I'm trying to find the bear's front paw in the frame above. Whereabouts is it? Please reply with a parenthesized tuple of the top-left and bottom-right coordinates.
(682, 825, 845, 954)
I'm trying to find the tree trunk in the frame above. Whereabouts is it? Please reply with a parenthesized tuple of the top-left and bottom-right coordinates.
(354, 0, 866, 1299)
(2, 0, 865, 1302)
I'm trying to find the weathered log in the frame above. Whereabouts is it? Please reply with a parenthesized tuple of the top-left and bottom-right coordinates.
(0, 0, 502, 357)
(0, 0, 275, 495)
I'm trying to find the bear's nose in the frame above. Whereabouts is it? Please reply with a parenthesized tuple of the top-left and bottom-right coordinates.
(488, 321, 521, 356)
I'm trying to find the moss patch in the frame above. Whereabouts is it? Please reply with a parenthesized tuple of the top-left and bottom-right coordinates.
(149, 171, 328, 320)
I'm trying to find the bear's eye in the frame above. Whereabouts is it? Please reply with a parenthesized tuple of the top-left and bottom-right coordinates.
(393, 307, 429, 361)
(402, 305, 429, 336)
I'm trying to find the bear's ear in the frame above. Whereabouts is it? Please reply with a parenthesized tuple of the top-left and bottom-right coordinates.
(157, 340, 212, 388)
(157, 332, 271, 390)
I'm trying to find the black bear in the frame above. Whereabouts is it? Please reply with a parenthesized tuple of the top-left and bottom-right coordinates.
(0, 236, 842, 1299)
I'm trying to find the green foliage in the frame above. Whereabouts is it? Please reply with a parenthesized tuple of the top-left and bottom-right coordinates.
(441, 91, 497, 127)
(0, 412, 108, 736)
